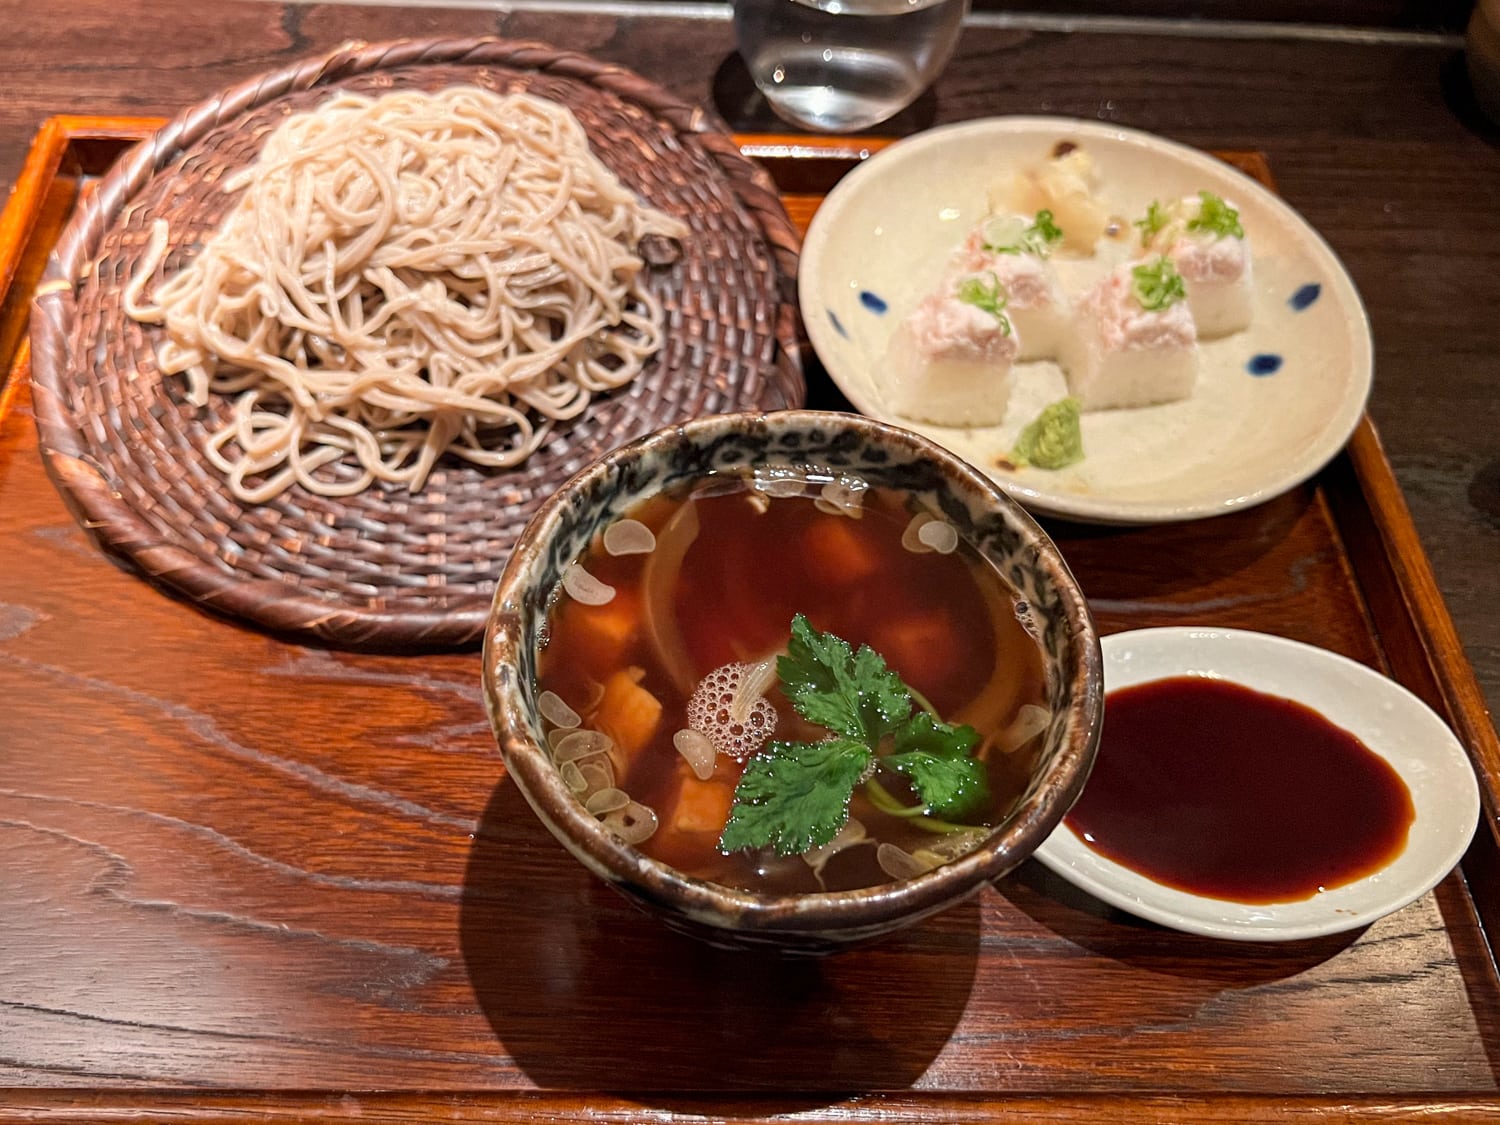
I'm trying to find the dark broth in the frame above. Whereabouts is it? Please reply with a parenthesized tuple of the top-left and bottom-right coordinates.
(535, 476, 1049, 894)
(1064, 676, 1415, 903)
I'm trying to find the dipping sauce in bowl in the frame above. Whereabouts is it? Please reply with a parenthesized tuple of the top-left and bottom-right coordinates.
(1064, 675, 1415, 904)
(1033, 627, 1480, 941)
(485, 409, 1103, 952)
(538, 476, 1050, 894)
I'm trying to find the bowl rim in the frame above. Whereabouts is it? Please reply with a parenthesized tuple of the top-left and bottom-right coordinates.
(483, 408, 1103, 934)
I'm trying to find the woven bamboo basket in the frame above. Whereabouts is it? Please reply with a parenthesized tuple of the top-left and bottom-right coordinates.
(30, 37, 805, 650)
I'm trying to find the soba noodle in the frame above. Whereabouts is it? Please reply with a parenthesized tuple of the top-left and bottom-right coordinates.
(125, 86, 687, 502)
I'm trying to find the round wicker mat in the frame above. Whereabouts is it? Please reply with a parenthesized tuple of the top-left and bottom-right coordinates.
(29, 37, 805, 650)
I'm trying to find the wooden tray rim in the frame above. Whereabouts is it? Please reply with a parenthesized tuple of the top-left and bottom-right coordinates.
(3, 115, 1500, 1122)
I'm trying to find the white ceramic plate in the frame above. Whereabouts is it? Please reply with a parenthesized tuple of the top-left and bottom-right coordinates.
(1033, 627, 1481, 941)
(800, 117, 1373, 524)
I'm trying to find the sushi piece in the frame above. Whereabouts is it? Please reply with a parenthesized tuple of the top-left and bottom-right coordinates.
(1137, 191, 1253, 339)
(883, 271, 1021, 427)
(949, 211, 1072, 363)
(1064, 257, 1198, 411)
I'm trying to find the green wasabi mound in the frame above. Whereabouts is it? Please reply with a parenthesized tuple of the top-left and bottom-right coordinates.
(1011, 397, 1084, 470)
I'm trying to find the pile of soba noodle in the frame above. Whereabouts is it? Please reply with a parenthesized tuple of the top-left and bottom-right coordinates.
(125, 86, 686, 502)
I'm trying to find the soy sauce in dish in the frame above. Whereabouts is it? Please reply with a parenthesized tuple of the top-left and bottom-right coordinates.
(1064, 676, 1415, 904)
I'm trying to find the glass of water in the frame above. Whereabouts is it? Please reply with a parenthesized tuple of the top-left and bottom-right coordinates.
(732, 0, 968, 133)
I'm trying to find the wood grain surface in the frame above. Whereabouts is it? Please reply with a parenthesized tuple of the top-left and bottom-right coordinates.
(0, 0, 1495, 720)
(6, 339, 1500, 1107)
(3, 131, 1500, 1118)
(3, 5, 1500, 1119)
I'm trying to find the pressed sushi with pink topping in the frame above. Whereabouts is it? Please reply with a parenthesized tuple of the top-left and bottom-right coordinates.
(1063, 257, 1199, 411)
(884, 273, 1022, 427)
(947, 215, 1072, 362)
(1139, 192, 1253, 339)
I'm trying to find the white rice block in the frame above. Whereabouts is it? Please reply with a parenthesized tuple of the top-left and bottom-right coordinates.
(1169, 231, 1254, 339)
(1064, 264, 1199, 412)
(883, 287, 1020, 427)
(949, 228, 1071, 363)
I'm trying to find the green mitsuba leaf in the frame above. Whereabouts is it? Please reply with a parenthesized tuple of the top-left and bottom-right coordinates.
(719, 738, 873, 856)
(721, 616, 997, 858)
(886, 713, 991, 820)
(777, 613, 911, 743)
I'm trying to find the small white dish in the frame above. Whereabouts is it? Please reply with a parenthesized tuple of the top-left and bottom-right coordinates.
(1033, 627, 1481, 941)
(800, 117, 1373, 525)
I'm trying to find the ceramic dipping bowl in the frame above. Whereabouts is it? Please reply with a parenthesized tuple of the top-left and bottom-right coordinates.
(482, 409, 1102, 953)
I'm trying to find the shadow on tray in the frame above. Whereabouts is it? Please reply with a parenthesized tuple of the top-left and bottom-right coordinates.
(1002, 859, 1362, 985)
(459, 777, 980, 1105)
(1043, 486, 1316, 608)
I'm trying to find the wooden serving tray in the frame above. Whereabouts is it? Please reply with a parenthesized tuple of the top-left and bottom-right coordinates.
(3, 118, 1499, 1123)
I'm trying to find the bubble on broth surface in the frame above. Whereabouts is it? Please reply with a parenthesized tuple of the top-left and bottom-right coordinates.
(535, 478, 1051, 894)
(687, 661, 779, 761)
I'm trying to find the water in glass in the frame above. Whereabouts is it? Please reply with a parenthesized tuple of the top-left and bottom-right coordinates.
(734, 0, 968, 133)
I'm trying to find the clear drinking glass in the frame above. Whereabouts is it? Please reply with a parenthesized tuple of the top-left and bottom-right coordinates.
(732, 0, 969, 133)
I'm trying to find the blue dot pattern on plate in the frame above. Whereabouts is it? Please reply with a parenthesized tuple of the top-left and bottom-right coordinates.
(859, 290, 888, 314)
(828, 310, 848, 339)
(1289, 283, 1321, 311)
(1248, 353, 1283, 376)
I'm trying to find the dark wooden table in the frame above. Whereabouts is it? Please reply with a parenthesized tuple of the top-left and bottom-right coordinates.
(4, 3, 1500, 1120)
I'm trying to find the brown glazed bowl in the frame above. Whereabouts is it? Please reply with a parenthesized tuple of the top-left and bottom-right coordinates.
(482, 410, 1102, 953)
